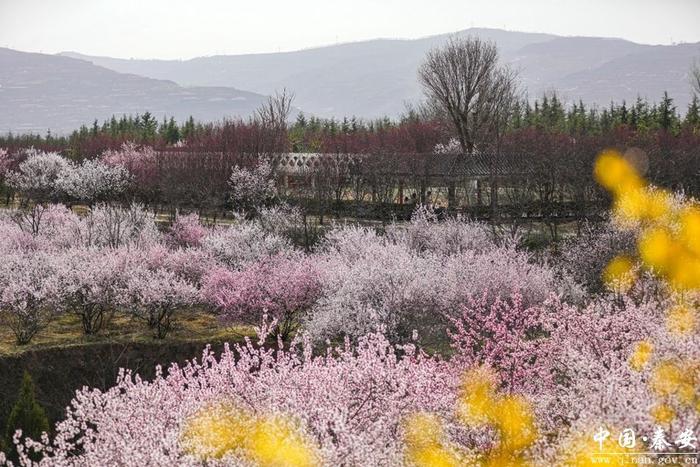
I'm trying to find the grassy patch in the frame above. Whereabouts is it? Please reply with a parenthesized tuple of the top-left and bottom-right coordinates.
(0, 310, 255, 356)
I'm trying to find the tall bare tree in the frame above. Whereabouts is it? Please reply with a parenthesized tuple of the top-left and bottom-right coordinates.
(255, 88, 295, 153)
(486, 67, 519, 217)
(418, 36, 515, 154)
(256, 88, 295, 129)
(692, 61, 700, 95)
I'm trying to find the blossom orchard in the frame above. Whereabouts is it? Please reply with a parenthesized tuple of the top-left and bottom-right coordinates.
(2, 146, 700, 464)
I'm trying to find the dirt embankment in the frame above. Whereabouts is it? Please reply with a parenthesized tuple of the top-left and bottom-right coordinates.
(0, 339, 234, 434)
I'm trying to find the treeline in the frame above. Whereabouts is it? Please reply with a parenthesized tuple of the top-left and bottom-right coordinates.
(0, 92, 699, 228)
(2, 92, 699, 158)
(509, 92, 700, 135)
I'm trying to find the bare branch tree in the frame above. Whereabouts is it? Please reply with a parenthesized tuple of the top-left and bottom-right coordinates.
(418, 36, 516, 154)
(486, 66, 520, 218)
(692, 60, 700, 95)
(256, 88, 295, 130)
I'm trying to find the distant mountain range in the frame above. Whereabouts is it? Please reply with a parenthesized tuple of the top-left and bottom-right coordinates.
(62, 28, 700, 119)
(1, 28, 699, 134)
(0, 48, 268, 134)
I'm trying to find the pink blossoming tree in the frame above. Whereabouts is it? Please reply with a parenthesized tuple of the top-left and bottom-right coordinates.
(202, 254, 322, 340)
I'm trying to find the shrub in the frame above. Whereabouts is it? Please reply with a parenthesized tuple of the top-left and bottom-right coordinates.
(386, 204, 497, 256)
(59, 249, 124, 334)
(75, 203, 160, 248)
(306, 225, 569, 342)
(3, 372, 49, 464)
(118, 265, 199, 339)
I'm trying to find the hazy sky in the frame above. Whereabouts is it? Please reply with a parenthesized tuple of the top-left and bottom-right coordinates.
(1, 0, 699, 59)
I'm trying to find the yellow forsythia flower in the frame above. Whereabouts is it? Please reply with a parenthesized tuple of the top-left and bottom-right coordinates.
(642, 189, 673, 222)
(248, 416, 319, 467)
(181, 403, 318, 466)
(493, 395, 538, 453)
(638, 227, 675, 273)
(602, 255, 636, 291)
(666, 303, 697, 335)
(650, 361, 685, 397)
(594, 150, 643, 195)
(628, 340, 654, 371)
(679, 206, 700, 256)
(667, 256, 700, 291)
(180, 402, 251, 460)
(650, 403, 675, 425)
(403, 413, 462, 467)
(457, 366, 499, 425)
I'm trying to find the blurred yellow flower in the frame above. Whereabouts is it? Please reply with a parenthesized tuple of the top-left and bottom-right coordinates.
(613, 188, 647, 223)
(457, 368, 537, 461)
(180, 402, 250, 460)
(181, 403, 318, 467)
(650, 361, 685, 397)
(602, 255, 636, 291)
(457, 366, 499, 426)
(493, 395, 538, 453)
(613, 187, 673, 225)
(642, 189, 673, 222)
(408, 367, 538, 467)
(666, 303, 697, 335)
(403, 413, 462, 467)
(650, 403, 675, 425)
(248, 416, 319, 467)
(628, 340, 654, 371)
(679, 206, 700, 255)
(667, 256, 700, 292)
(594, 150, 643, 195)
(638, 227, 675, 273)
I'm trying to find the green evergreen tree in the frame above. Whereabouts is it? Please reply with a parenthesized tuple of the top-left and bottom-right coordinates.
(657, 91, 679, 131)
(633, 96, 650, 131)
(165, 117, 180, 144)
(619, 101, 629, 125)
(181, 116, 196, 141)
(685, 95, 700, 130)
(140, 112, 158, 141)
(3, 372, 49, 462)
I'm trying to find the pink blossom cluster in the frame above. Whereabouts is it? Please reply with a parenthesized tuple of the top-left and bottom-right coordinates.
(1, 195, 690, 465)
(167, 213, 207, 248)
(306, 222, 574, 342)
(5, 332, 461, 466)
(447, 292, 554, 394)
(202, 254, 322, 339)
(100, 142, 158, 192)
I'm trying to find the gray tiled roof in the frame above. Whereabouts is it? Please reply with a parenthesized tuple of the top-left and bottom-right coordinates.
(273, 152, 531, 177)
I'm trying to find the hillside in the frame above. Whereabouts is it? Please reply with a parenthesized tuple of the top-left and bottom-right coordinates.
(0, 48, 269, 134)
(63, 28, 700, 118)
